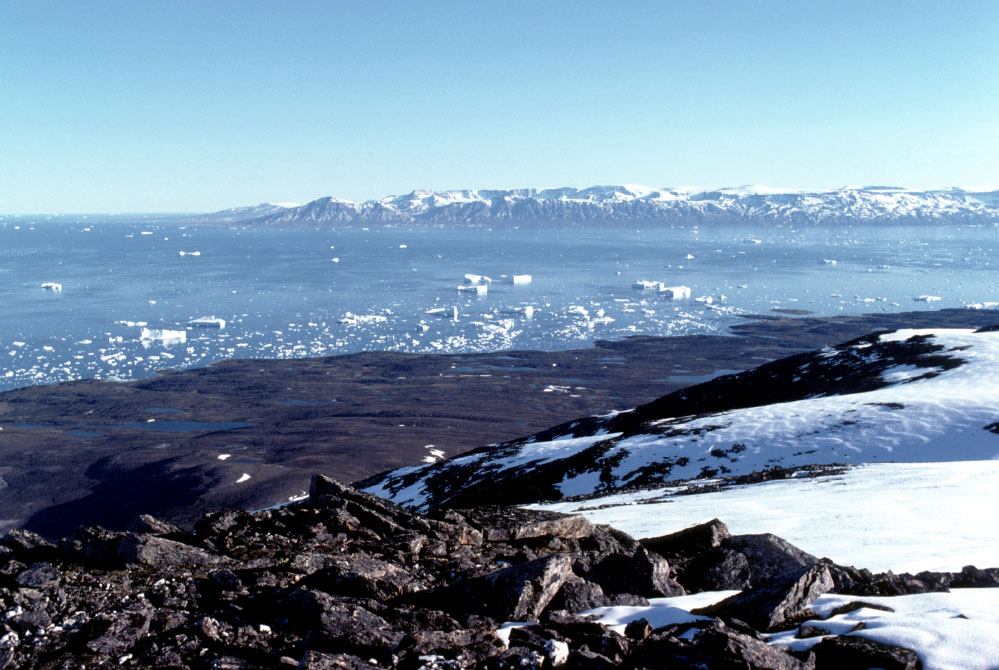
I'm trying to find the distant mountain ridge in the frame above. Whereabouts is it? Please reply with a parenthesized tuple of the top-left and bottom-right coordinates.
(200, 185, 999, 226)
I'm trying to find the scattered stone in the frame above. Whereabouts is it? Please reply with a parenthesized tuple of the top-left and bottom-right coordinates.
(0, 477, 982, 669)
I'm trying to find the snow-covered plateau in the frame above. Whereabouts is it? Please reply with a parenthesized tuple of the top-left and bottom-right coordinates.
(201, 185, 999, 226)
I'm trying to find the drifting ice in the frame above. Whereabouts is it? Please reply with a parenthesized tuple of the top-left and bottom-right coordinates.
(338, 312, 387, 326)
(40, 282, 63, 292)
(463, 274, 492, 285)
(632, 280, 659, 290)
(914, 295, 942, 303)
(511, 274, 532, 284)
(458, 284, 488, 294)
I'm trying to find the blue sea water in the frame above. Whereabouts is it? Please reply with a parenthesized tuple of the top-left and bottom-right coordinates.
(1, 219, 996, 391)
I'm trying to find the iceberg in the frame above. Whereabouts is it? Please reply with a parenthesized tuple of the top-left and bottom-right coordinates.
(40, 282, 63, 292)
(140, 328, 186, 345)
(632, 280, 659, 290)
(458, 284, 488, 294)
(659, 285, 691, 299)
(511, 274, 532, 284)
(463, 274, 492, 285)
(188, 316, 226, 329)
(425, 306, 459, 320)
(914, 295, 942, 303)
(500, 305, 535, 318)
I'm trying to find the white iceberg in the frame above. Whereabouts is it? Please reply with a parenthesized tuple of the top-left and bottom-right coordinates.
(659, 285, 691, 300)
(464, 274, 492, 285)
(140, 328, 187, 345)
(511, 274, 532, 284)
(632, 280, 659, 290)
(914, 295, 942, 302)
(458, 284, 488, 294)
(40, 282, 62, 292)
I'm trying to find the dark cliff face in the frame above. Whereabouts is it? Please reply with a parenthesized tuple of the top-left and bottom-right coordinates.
(2, 476, 995, 669)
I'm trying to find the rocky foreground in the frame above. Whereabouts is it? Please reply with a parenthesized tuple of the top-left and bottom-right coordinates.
(2, 477, 998, 669)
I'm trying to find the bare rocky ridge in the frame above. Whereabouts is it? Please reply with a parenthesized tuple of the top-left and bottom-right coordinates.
(2, 479, 996, 669)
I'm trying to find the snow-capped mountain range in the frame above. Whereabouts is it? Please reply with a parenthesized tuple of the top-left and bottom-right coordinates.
(360, 327, 999, 510)
(204, 185, 999, 226)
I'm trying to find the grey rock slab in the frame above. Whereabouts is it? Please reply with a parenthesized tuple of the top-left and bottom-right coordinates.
(118, 533, 224, 568)
(712, 563, 835, 632)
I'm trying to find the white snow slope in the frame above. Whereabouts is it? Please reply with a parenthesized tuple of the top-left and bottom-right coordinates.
(361, 328, 999, 510)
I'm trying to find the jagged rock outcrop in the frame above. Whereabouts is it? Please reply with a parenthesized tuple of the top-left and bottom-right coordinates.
(0, 477, 989, 668)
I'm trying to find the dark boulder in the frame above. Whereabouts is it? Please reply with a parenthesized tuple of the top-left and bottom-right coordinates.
(725, 534, 819, 585)
(290, 588, 403, 654)
(681, 546, 753, 591)
(0, 529, 58, 563)
(640, 518, 731, 559)
(61, 525, 125, 567)
(85, 606, 156, 656)
(127, 513, 186, 538)
(446, 553, 576, 621)
(810, 635, 922, 669)
(829, 564, 949, 596)
(462, 506, 596, 543)
(15, 562, 61, 589)
(632, 620, 814, 669)
(298, 651, 374, 669)
(307, 553, 414, 600)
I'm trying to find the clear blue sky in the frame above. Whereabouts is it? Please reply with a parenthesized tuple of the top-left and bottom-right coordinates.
(1, 0, 996, 213)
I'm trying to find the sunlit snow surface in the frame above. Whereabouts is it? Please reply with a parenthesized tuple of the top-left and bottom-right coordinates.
(533, 461, 999, 573)
(1, 221, 997, 390)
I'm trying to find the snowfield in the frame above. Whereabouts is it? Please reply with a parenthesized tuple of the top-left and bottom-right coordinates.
(531, 460, 999, 573)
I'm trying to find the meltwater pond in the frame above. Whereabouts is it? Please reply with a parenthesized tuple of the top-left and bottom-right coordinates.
(1, 219, 996, 391)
